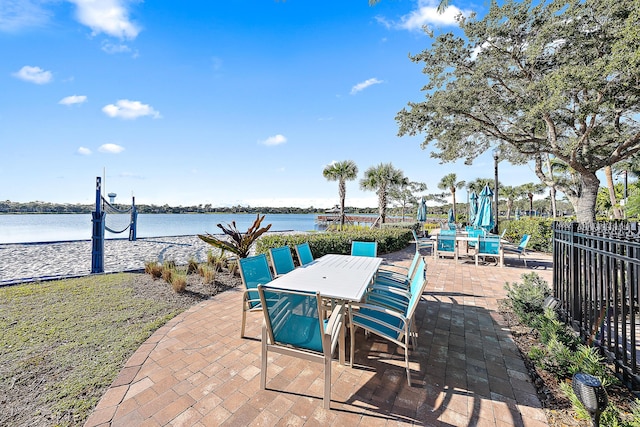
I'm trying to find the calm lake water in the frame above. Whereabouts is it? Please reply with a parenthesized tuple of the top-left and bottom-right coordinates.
(0, 213, 321, 244)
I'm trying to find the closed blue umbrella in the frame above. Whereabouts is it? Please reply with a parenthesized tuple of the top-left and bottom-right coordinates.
(515, 207, 520, 220)
(448, 208, 455, 224)
(473, 184, 494, 232)
(469, 191, 478, 225)
(417, 197, 427, 222)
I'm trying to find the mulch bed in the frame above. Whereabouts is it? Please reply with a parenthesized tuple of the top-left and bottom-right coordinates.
(499, 305, 638, 426)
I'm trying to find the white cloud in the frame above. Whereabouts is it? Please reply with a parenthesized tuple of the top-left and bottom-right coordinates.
(68, 0, 140, 39)
(77, 146, 92, 155)
(102, 99, 161, 119)
(101, 40, 132, 54)
(0, 0, 51, 32)
(259, 134, 287, 146)
(98, 143, 125, 154)
(59, 95, 87, 106)
(396, 0, 471, 31)
(350, 78, 383, 95)
(12, 65, 52, 84)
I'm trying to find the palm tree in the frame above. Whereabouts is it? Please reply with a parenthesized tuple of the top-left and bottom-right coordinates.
(322, 160, 359, 228)
(519, 183, 546, 216)
(360, 163, 406, 224)
(499, 185, 521, 220)
(438, 173, 465, 224)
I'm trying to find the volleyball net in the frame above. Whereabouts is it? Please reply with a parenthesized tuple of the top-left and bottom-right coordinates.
(91, 176, 138, 273)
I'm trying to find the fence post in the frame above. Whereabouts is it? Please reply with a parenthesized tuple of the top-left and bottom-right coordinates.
(570, 222, 580, 328)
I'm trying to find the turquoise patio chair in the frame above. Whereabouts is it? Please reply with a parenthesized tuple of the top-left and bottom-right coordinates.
(258, 285, 345, 409)
(411, 229, 434, 253)
(351, 241, 378, 257)
(268, 246, 296, 276)
(434, 233, 457, 260)
(238, 254, 273, 338)
(376, 250, 422, 290)
(367, 258, 426, 314)
(504, 234, 531, 267)
(349, 260, 428, 386)
(466, 228, 486, 250)
(294, 242, 314, 266)
(474, 236, 504, 267)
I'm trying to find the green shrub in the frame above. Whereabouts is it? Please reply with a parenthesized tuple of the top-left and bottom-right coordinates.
(504, 272, 551, 326)
(255, 228, 413, 258)
(501, 218, 555, 252)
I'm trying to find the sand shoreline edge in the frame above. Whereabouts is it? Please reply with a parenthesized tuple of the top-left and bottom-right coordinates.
(0, 232, 302, 285)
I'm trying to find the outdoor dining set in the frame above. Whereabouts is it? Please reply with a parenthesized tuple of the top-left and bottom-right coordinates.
(237, 241, 427, 409)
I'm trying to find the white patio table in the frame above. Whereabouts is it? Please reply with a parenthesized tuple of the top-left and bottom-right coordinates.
(264, 253, 383, 364)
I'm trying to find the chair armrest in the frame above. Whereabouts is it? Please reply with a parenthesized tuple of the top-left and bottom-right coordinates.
(368, 284, 411, 299)
(325, 302, 345, 353)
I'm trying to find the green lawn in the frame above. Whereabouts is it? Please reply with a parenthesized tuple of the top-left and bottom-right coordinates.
(0, 273, 187, 426)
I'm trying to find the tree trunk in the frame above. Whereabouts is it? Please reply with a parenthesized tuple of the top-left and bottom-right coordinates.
(604, 166, 622, 219)
(379, 191, 386, 224)
(573, 173, 600, 223)
(339, 181, 346, 228)
(506, 200, 513, 220)
(544, 155, 558, 218)
(451, 188, 457, 223)
(550, 186, 557, 218)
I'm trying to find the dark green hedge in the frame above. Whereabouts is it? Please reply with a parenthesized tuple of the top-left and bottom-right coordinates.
(501, 218, 555, 253)
(255, 228, 413, 264)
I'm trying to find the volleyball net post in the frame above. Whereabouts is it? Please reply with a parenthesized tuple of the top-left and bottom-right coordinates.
(129, 196, 137, 241)
(91, 177, 105, 274)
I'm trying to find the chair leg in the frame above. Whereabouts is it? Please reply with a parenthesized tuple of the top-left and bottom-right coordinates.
(240, 306, 247, 338)
(404, 345, 412, 387)
(260, 324, 267, 390)
(350, 322, 356, 368)
(324, 355, 331, 409)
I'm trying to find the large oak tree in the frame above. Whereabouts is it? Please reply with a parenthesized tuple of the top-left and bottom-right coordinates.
(396, 0, 640, 223)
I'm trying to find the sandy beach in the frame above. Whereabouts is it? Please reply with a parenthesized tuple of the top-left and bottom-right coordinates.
(0, 235, 242, 285)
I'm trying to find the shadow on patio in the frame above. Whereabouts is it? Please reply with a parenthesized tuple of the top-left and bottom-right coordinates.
(84, 247, 553, 427)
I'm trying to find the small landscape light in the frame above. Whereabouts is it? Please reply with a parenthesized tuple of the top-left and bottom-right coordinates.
(572, 372, 608, 427)
(543, 296, 560, 311)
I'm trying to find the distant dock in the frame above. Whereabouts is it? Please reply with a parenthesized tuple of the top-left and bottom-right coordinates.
(315, 214, 406, 227)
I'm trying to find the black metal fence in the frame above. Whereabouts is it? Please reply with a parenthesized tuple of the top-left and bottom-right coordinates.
(553, 221, 640, 391)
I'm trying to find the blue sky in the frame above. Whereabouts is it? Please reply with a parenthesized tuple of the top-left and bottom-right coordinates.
(1, 0, 543, 209)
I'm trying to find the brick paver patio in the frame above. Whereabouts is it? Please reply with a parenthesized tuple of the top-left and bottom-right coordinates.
(85, 246, 554, 426)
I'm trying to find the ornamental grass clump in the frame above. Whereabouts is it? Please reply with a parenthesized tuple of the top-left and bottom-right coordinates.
(144, 261, 163, 279)
(198, 265, 216, 285)
(171, 273, 187, 293)
(187, 257, 199, 275)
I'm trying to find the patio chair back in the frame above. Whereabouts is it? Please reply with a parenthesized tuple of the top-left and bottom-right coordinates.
(294, 242, 314, 266)
(351, 241, 378, 257)
(475, 236, 504, 267)
(434, 233, 456, 260)
(412, 230, 434, 252)
(269, 246, 296, 276)
(375, 250, 422, 289)
(504, 234, 531, 266)
(516, 234, 530, 252)
(238, 254, 273, 337)
(258, 285, 344, 409)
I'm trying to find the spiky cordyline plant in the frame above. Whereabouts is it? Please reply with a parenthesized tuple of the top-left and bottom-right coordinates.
(198, 214, 272, 259)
